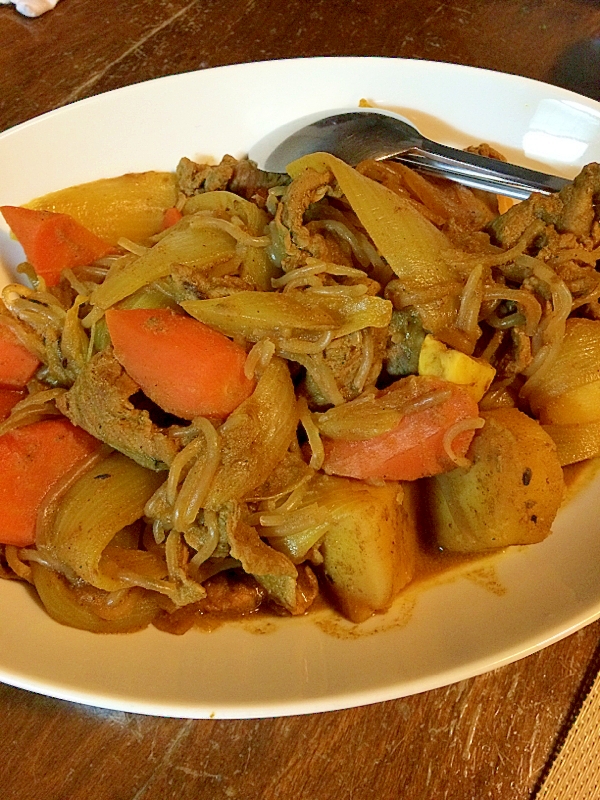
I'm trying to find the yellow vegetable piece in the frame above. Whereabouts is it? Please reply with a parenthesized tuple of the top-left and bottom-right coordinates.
(539, 380, 600, 425)
(90, 214, 236, 309)
(286, 153, 458, 288)
(42, 452, 164, 591)
(183, 190, 278, 290)
(183, 290, 391, 343)
(543, 419, 600, 466)
(528, 318, 600, 423)
(428, 408, 564, 552)
(418, 334, 495, 402)
(31, 562, 160, 633)
(183, 190, 268, 232)
(315, 476, 418, 623)
(26, 171, 178, 245)
(204, 358, 299, 510)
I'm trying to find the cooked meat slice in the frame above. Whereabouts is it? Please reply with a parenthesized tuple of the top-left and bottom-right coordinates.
(152, 572, 267, 633)
(228, 158, 289, 204)
(488, 193, 563, 249)
(557, 162, 600, 238)
(248, 448, 313, 501)
(465, 143, 508, 162)
(57, 347, 180, 470)
(275, 167, 346, 269)
(165, 267, 254, 301)
(225, 503, 296, 579)
(176, 155, 286, 203)
(357, 157, 497, 232)
(493, 326, 533, 379)
(554, 259, 600, 302)
(304, 328, 386, 406)
(489, 164, 600, 250)
(583, 297, 600, 319)
(197, 572, 266, 615)
(177, 155, 236, 196)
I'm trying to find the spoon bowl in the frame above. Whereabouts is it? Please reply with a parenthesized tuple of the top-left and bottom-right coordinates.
(250, 109, 569, 200)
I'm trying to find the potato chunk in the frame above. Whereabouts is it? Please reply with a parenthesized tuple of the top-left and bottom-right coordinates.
(316, 476, 418, 622)
(427, 408, 564, 552)
(25, 171, 178, 244)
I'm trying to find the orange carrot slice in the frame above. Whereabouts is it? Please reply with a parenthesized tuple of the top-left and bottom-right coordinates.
(161, 207, 183, 230)
(322, 382, 480, 481)
(0, 388, 26, 422)
(105, 307, 255, 419)
(0, 205, 114, 287)
(0, 323, 40, 387)
(0, 418, 101, 546)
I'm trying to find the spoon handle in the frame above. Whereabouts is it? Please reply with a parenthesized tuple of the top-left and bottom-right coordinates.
(396, 140, 570, 200)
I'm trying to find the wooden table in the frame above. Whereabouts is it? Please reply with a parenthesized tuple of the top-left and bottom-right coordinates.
(2, 2, 600, 798)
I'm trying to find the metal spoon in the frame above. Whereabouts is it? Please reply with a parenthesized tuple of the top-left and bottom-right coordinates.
(252, 109, 569, 200)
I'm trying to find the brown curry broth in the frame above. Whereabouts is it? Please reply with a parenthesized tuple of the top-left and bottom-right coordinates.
(191, 457, 600, 636)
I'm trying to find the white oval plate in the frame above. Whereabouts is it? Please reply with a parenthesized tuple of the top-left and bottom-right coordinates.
(1, 57, 600, 719)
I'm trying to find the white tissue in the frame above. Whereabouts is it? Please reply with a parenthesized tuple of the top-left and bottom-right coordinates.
(0, 0, 60, 17)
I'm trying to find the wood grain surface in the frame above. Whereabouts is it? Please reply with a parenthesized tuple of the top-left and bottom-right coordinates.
(2, 1, 600, 798)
